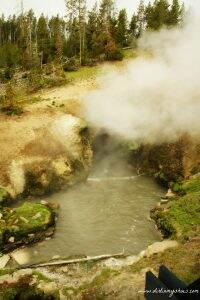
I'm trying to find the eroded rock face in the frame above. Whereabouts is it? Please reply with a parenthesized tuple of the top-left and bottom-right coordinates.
(2, 115, 92, 199)
(131, 135, 200, 185)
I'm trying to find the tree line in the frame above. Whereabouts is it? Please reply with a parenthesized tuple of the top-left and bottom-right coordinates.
(0, 0, 185, 73)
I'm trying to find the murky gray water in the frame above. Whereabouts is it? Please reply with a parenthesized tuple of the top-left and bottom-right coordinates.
(16, 160, 164, 265)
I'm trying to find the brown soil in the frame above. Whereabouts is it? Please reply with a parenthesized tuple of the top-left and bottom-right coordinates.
(0, 78, 95, 188)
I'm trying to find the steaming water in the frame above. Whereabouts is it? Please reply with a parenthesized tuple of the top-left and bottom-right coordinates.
(16, 162, 164, 265)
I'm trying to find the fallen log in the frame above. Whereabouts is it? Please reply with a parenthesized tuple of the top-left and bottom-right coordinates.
(22, 249, 125, 269)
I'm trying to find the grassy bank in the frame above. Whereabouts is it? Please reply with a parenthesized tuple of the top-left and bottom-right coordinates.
(151, 174, 200, 241)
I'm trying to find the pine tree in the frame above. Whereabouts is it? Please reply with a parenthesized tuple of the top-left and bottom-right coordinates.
(116, 9, 128, 47)
(109, 14, 117, 42)
(66, 17, 80, 57)
(22, 10, 39, 69)
(168, 0, 181, 26)
(130, 13, 138, 39)
(98, 0, 117, 57)
(99, 0, 115, 25)
(49, 16, 64, 63)
(37, 14, 50, 66)
(65, 0, 86, 65)
(145, 2, 154, 30)
(86, 3, 99, 56)
(179, 2, 185, 25)
(147, 0, 170, 30)
(137, 0, 145, 37)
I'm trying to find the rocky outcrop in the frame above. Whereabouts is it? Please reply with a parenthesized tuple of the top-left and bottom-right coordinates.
(1, 115, 92, 200)
(131, 135, 200, 185)
(0, 202, 56, 253)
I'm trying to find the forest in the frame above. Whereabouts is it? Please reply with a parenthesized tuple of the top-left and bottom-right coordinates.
(0, 0, 185, 115)
(0, 0, 184, 76)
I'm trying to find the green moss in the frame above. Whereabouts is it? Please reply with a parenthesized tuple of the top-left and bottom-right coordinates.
(63, 268, 118, 298)
(4, 202, 53, 239)
(80, 259, 98, 271)
(0, 268, 15, 277)
(32, 271, 53, 283)
(0, 202, 54, 250)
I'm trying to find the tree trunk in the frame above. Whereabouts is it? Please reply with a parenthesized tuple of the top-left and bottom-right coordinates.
(21, 250, 125, 269)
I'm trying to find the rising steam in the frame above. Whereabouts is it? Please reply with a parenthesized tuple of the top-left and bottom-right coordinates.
(85, 3, 200, 144)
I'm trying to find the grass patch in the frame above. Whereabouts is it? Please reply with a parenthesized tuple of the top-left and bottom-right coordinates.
(157, 193, 200, 239)
(130, 239, 200, 284)
(153, 173, 200, 240)
(182, 173, 200, 194)
(66, 65, 101, 82)
(123, 48, 138, 60)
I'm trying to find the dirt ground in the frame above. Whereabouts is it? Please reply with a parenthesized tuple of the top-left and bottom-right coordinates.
(0, 77, 96, 187)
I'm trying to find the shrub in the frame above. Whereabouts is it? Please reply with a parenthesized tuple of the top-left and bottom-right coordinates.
(62, 57, 80, 72)
(0, 68, 14, 83)
(0, 81, 24, 115)
(43, 63, 54, 75)
(106, 48, 124, 61)
(27, 67, 67, 93)
(170, 181, 184, 195)
(154, 170, 168, 187)
(81, 55, 98, 67)
(27, 70, 45, 92)
(1, 105, 24, 116)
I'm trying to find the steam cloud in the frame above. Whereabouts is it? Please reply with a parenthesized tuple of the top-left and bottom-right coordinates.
(85, 2, 200, 144)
